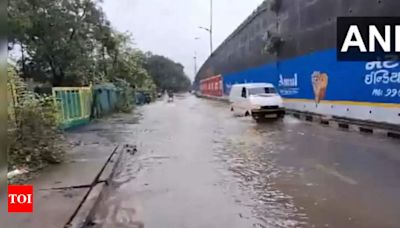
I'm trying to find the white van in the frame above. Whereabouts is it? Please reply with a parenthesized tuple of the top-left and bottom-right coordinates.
(229, 83, 285, 121)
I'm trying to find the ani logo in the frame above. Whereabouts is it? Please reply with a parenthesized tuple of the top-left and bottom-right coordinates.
(311, 71, 329, 105)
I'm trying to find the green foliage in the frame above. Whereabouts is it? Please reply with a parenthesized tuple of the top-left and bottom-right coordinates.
(104, 33, 156, 90)
(8, 0, 187, 120)
(8, 0, 158, 93)
(113, 78, 134, 113)
(8, 65, 65, 171)
(8, 0, 111, 86)
(143, 53, 191, 92)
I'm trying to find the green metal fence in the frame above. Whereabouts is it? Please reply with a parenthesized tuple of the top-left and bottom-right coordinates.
(52, 86, 92, 129)
(7, 70, 17, 122)
(92, 83, 118, 117)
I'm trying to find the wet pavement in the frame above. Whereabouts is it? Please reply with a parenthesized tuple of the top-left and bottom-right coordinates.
(0, 120, 119, 228)
(88, 94, 400, 228)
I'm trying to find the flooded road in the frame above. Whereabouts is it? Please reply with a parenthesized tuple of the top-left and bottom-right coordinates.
(88, 94, 400, 228)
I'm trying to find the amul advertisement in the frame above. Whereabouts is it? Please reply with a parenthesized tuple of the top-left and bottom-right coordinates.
(223, 49, 400, 105)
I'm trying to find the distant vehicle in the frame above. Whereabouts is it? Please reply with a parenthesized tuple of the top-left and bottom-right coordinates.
(144, 92, 152, 104)
(167, 90, 174, 102)
(194, 90, 201, 97)
(157, 92, 163, 98)
(229, 83, 285, 121)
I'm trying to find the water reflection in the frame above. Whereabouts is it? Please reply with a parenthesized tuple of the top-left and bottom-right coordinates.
(213, 119, 308, 228)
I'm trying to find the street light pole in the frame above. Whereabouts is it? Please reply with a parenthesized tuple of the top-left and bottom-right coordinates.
(194, 37, 200, 77)
(198, 0, 213, 55)
(210, 0, 213, 54)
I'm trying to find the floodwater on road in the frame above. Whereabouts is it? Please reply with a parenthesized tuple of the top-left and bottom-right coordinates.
(88, 94, 400, 228)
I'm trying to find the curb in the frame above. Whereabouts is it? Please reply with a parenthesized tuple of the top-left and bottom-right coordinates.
(65, 144, 129, 228)
(196, 94, 400, 140)
(286, 110, 400, 140)
(195, 94, 229, 103)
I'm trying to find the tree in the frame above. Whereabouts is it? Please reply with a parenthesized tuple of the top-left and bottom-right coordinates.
(8, 0, 110, 86)
(8, 0, 180, 94)
(144, 54, 191, 92)
(99, 31, 155, 90)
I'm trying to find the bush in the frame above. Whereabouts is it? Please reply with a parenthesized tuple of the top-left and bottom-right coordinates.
(8, 66, 65, 171)
(113, 78, 135, 113)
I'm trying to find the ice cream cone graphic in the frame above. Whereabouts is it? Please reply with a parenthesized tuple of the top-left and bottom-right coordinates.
(311, 71, 328, 104)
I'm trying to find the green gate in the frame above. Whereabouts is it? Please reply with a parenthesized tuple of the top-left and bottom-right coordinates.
(52, 86, 92, 129)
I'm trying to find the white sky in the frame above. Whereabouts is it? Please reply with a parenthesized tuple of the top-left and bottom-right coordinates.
(102, 0, 264, 80)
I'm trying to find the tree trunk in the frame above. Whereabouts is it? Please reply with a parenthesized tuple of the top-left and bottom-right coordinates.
(102, 46, 108, 77)
(20, 42, 26, 75)
(47, 55, 62, 86)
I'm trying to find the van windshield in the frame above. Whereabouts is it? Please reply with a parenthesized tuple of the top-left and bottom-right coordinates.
(248, 87, 276, 95)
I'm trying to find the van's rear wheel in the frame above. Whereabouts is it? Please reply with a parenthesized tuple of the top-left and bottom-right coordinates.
(230, 107, 234, 112)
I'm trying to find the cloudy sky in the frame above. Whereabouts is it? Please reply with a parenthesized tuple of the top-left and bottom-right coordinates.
(102, 0, 264, 80)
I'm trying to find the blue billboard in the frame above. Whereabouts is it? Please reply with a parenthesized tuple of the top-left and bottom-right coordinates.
(223, 48, 400, 105)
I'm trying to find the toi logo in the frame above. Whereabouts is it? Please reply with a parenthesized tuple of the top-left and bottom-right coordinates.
(8, 185, 34, 213)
